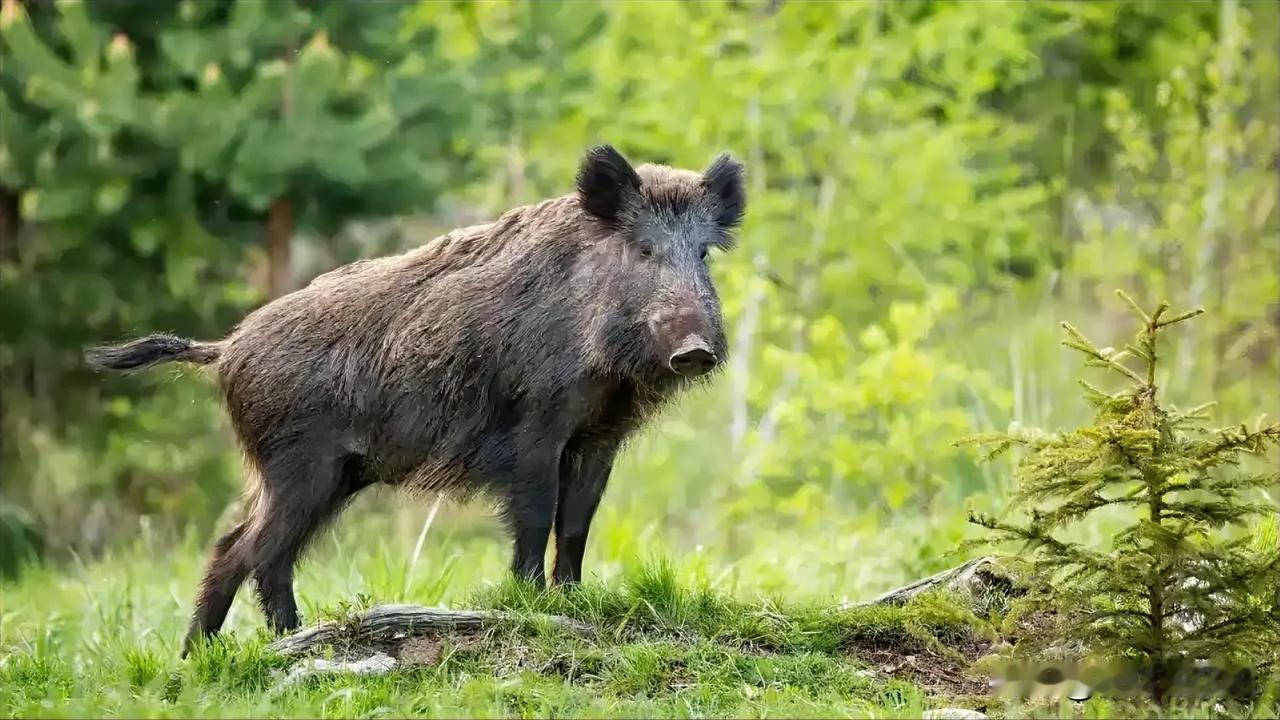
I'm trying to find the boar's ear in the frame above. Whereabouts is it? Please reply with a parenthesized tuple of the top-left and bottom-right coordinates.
(702, 153, 746, 230)
(576, 145, 642, 225)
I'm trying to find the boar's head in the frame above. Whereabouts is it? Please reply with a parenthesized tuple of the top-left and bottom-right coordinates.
(576, 145, 746, 384)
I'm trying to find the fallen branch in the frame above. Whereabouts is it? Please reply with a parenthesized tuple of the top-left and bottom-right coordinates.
(267, 603, 595, 658)
(843, 556, 1017, 609)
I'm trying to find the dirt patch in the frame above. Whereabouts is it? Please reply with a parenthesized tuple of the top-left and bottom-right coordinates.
(839, 609, 1073, 701)
(340, 629, 487, 668)
(853, 644, 991, 697)
(843, 631, 995, 698)
(395, 636, 445, 667)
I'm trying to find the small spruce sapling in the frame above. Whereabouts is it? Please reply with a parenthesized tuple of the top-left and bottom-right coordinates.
(964, 290, 1280, 705)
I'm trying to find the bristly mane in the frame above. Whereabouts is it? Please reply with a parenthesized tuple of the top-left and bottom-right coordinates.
(634, 165, 707, 222)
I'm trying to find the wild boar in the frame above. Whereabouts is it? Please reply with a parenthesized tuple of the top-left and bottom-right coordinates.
(86, 145, 746, 656)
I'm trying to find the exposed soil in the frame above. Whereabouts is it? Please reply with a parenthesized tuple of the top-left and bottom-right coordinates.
(841, 627, 996, 698)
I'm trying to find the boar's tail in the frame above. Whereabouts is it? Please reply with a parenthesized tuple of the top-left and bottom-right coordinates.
(85, 334, 223, 372)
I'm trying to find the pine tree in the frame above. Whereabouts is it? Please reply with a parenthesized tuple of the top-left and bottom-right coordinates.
(0, 0, 474, 541)
(966, 290, 1280, 705)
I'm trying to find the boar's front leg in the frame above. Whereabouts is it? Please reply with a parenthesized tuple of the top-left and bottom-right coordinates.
(552, 438, 619, 585)
(501, 442, 562, 587)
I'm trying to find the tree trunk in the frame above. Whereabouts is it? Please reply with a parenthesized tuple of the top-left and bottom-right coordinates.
(263, 33, 297, 302)
(266, 196, 293, 299)
(0, 185, 20, 469)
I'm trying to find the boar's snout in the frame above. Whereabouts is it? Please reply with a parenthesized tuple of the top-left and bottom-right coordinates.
(647, 300, 724, 378)
(668, 336, 718, 377)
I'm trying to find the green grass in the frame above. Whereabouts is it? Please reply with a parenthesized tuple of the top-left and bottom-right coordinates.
(2, 505, 1275, 718)
(0, 524, 939, 718)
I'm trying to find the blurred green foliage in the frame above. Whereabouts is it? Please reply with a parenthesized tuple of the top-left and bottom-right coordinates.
(0, 0, 1276, 589)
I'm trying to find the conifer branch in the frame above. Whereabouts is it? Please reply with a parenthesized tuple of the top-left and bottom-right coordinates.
(1116, 289, 1152, 325)
(1148, 300, 1171, 326)
(1155, 308, 1206, 328)
(1123, 342, 1151, 361)
(1090, 608, 1155, 623)
(1181, 614, 1252, 642)
(1196, 423, 1280, 461)
(1168, 402, 1216, 423)
(1060, 322, 1147, 384)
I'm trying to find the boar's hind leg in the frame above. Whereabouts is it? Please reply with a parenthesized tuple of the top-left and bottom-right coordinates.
(249, 449, 371, 635)
(181, 520, 253, 657)
(553, 440, 619, 585)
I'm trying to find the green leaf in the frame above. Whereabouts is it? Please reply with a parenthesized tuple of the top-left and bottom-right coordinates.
(54, 0, 102, 66)
(94, 179, 129, 214)
(21, 187, 92, 220)
(158, 28, 220, 79)
(289, 32, 341, 131)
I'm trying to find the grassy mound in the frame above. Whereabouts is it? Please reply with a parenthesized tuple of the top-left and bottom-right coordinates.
(1, 555, 995, 718)
(3, 538, 1268, 718)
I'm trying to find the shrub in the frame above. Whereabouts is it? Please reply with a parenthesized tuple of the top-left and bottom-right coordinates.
(966, 290, 1280, 705)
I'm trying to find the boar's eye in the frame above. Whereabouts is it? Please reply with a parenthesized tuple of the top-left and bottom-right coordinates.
(698, 245, 709, 261)
(637, 243, 653, 259)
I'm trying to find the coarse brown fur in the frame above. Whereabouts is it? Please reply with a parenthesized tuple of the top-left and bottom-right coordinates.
(85, 145, 747, 657)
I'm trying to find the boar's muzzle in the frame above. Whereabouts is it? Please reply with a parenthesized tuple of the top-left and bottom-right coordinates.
(668, 336, 718, 377)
